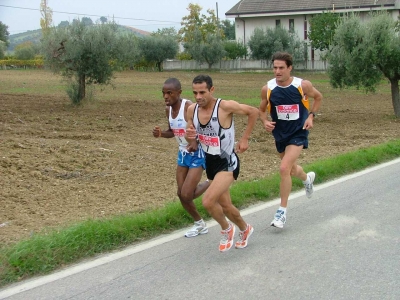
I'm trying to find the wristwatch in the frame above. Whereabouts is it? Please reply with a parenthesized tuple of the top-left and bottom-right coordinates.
(309, 111, 316, 117)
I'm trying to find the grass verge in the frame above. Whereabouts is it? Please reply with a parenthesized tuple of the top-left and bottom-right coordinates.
(1, 139, 400, 287)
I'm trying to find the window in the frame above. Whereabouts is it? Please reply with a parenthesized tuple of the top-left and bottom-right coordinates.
(304, 16, 308, 40)
(289, 19, 294, 32)
(276, 19, 281, 27)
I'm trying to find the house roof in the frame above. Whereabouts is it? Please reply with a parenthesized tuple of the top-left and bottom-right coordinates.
(225, 0, 398, 16)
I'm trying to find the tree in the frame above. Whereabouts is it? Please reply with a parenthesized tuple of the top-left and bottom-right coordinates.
(308, 12, 340, 52)
(0, 42, 6, 59)
(152, 27, 178, 38)
(14, 41, 38, 60)
(100, 16, 107, 24)
(40, 0, 53, 35)
(185, 29, 226, 69)
(248, 26, 305, 62)
(0, 21, 10, 46)
(223, 40, 247, 59)
(179, 3, 224, 43)
(42, 21, 129, 104)
(139, 35, 178, 71)
(58, 21, 69, 28)
(81, 17, 93, 26)
(221, 19, 235, 40)
(115, 33, 142, 69)
(328, 12, 400, 118)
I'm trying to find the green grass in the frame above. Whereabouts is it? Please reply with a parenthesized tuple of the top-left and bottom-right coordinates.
(1, 139, 399, 287)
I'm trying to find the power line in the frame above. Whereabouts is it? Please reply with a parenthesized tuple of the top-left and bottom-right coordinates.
(0, 4, 181, 24)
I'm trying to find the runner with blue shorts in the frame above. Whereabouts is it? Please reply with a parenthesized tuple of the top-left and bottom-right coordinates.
(153, 78, 209, 238)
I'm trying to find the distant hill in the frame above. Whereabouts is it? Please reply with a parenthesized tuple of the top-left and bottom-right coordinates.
(8, 25, 151, 51)
(8, 29, 42, 51)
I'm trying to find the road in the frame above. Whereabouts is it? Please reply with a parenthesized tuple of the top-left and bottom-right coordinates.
(1, 159, 399, 300)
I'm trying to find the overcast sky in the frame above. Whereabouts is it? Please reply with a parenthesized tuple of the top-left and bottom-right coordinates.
(0, 0, 238, 35)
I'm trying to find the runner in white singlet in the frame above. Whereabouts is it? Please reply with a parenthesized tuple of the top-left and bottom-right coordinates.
(152, 78, 209, 238)
(186, 74, 259, 252)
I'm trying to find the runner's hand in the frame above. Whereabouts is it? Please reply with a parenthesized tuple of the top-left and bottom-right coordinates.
(303, 117, 313, 130)
(186, 140, 198, 152)
(186, 125, 197, 140)
(236, 138, 249, 154)
(152, 126, 161, 138)
(264, 120, 275, 132)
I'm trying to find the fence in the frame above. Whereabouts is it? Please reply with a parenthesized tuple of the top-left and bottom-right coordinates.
(163, 59, 328, 72)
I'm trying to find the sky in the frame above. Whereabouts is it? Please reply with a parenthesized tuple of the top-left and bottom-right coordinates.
(0, 0, 239, 35)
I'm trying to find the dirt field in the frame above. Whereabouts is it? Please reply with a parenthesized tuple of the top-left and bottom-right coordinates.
(1, 70, 399, 245)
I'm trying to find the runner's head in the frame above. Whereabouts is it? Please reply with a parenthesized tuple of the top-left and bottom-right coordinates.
(162, 78, 182, 106)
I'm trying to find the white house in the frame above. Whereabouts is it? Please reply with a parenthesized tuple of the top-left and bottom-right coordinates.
(225, 0, 400, 61)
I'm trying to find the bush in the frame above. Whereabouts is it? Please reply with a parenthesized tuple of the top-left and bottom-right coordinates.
(0, 58, 44, 68)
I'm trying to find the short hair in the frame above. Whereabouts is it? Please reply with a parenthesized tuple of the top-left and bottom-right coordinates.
(192, 75, 213, 90)
(164, 78, 181, 90)
(272, 52, 293, 67)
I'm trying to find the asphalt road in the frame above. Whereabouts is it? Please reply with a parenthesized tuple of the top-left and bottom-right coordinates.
(1, 159, 399, 300)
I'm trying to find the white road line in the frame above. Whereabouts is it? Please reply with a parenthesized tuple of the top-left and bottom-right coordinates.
(1, 157, 399, 299)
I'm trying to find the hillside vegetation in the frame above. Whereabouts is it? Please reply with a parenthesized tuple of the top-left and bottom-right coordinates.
(8, 25, 150, 51)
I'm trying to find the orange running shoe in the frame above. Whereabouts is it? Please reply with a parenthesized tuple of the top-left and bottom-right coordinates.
(235, 224, 254, 249)
(219, 223, 235, 252)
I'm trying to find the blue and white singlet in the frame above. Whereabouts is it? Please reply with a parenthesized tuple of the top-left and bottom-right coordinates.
(169, 99, 190, 152)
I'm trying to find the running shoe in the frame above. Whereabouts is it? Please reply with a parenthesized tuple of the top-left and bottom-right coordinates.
(219, 223, 235, 252)
(270, 209, 286, 228)
(184, 220, 208, 238)
(235, 224, 254, 249)
(304, 171, 316, 198)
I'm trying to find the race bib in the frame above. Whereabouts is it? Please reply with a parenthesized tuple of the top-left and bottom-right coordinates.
(276, 104, 299, 120)
(198, 134, 221, 155)
(172, 128, 185, 137)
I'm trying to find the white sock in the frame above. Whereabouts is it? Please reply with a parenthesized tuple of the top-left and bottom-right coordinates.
(278, 206, 287, 213)
(303, 174, 310, 184)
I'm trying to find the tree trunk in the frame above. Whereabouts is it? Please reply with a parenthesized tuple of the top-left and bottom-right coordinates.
(390, 79, 400, 118)
(78, 74, 86, 102)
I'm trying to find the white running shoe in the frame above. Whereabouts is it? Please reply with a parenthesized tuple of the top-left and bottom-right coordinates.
(304, 171, 315, 198)
(270, 210, 286, 228)
(185, 220, 208, 238)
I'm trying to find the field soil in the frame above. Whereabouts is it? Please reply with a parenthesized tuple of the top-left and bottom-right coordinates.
(1, 70, 399, 245)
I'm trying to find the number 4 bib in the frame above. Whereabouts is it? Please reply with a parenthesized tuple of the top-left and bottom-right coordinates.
(276, 104, 299, 120)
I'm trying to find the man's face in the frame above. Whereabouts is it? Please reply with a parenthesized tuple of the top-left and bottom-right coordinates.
(162, 83, 181, 106)
(273, 59, 292, 84)
(192, 82, 214, 107)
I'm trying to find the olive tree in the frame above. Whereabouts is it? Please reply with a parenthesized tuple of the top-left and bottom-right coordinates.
(248, 26, 305, 62)
(184, 29, 226, 69)
(139, 35, 178, 71)
(328, 12, 400, 118)
(308, 12, 340, 52)
(42, 21, 138, 104)
(223, 40, 247, 59)
(15, 42, 39, 60)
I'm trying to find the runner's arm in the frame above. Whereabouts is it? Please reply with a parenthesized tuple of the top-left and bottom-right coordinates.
(185, 103, 197, 142)
(153, 106, 174, 138)
(259, 85, 275, 133)
(302, 80, 323, 130)
(184, 101, 198, 152)
(220, 100, 258, 153)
